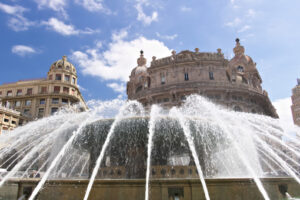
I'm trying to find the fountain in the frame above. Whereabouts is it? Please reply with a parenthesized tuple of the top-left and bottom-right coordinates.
(0, 95, 300, 200)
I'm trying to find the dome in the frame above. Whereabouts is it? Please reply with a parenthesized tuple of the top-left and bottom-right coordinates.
(49, 56, 77, 74)
(135, 65, 148, 75)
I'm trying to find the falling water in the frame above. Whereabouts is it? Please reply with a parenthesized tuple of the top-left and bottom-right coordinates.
(170, 108, 211, 200)
(145, 105, 161, 200)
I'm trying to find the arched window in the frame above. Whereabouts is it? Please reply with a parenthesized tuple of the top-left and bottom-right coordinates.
(237, 66, 244, 72)
(135, 85, 143, 93)
(233, 105, 242, 112)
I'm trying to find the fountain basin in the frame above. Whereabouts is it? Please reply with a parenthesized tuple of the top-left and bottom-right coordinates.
(1, 177, 299, 200)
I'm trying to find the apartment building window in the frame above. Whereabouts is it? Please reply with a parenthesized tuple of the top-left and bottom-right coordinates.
(38, 108, 44, 118)
(55, 74, 62, 81)
(15, 101, 21, 107)
(24, 109, 30, 115)
(41, 86, 47, 94)
(0, 91, 2, 96)
(27, 88, 33, 95)
(71, 89, 76, 95)
(54, 86, 60, 93)
(7, 90, 12, 96)
(40, 99, 46, 105)
(63, 87, 69, 94)
(62, 99, 68, 104)
(17, 89, 22, 96)
(4, 118, 9, 123)
(12, 121, 16, 125)
(72, 77, 76, 84)
(52, 98, 59, 104)
(25, 100, 31, 106)
(184, 73, 189, 81)
(49, 74, 53, 80)
(51, 107, 58, 115)
(161, 75, 165, 85)
(65, 75, 70, 82)
(209, 72, 214, 80)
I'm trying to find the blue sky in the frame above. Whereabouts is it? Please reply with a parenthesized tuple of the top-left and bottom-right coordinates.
(0, 0, 299, 122)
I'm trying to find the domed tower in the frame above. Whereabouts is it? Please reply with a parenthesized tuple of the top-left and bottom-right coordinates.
(127, 50, 150, 99)
(48, 55, 77, 85)
(227, 39, 262, 90)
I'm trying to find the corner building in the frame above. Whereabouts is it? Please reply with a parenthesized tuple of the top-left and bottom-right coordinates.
(0, 56, 87, 127)
(291, 79, 300, 126)
(127, 39, 278, 118)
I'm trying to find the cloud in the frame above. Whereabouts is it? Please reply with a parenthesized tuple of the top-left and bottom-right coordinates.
(180, 6, 192, 12)
(11, 45, 38, 56)
(156, 32, 178, 40)
(238, 25, 251, 33)
(135, 0, 158, 25)
(106, 82, 126, 93)
(34, 0, 68, 18)
(70, 29, 171, 87)
(246, 9, 256, 18)
(74, 0, 111, 14)
(273, 97, 294, 126)
(0, 2, 35, 31)
(41, 18, 100, 36)
(225, 17, 241, 27)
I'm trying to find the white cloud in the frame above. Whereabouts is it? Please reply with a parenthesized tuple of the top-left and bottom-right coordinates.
(11, 45, 38, 56)
(75, 0, 111, 14)
(273, 97, 294, 126)
(156, 32, 178, 40)
(107, 82, 126, 93)
(135, 0, 158, 25)
(238, 25, 251, 33)
(246, 9, 256, 18)
(180, 6, 192, 12)
(77, 84, 87, 92)
(70, 30, 171, 87)
(34, 0, 68, 18)
(41, 18, 100, 36)
(225, 17, 241, 27)
(0, 2, 35, 31)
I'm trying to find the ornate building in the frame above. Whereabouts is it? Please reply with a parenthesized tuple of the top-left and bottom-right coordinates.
(127, 39, 278, 118)
(0, 106, 21, 134)
(0, 56, 87, 133)
(291, 79, 300, 126)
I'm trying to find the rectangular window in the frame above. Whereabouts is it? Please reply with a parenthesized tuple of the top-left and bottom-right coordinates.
(0, 91, 2, 96)
(161, 75, 165, 84)
(15, 101, 21, 107)
(63, 87, 69, 94)
(184, 73, 189, 81)
(38, 108, 44, 118)
(163, 98, 169, 102)
(209, 72, 214, 80)
(7, 90, 12, 96)
(40, 99, 46, 105)
(17, 89, 22, 96)
(72, 77, 76, 84)
(62, 99, 68, 104)
(55, 74, 62, 80)
(25, 100, 31, 106)
(4, 118, 9, 123)
(51, 107, 58, 115)
(27, 88, 33, 95)
(11, 121, 16, 125)
(65, 75, 70, 82)
(52, 98, 59, 104)
(49, 74, 53, 80)
(24, 109, 30, 115)
(71, 89, 76, 95)
(54, 86, 60, 93)
(41, 86, 47, 94)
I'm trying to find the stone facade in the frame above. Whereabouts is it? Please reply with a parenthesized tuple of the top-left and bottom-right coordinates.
(0, 106, 21, 134)
(127, 39, 278, 118)
(291, 79, 300, 126)
(0, 56, 87, 130)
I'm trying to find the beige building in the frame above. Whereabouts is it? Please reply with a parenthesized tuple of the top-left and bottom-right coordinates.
(0, 105, 21, 134)
(291, 79, 300, 126)
(127, 39, 278, 118)
(0, 56, 87, 132)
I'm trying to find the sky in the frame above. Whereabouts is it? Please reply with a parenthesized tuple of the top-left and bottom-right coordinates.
(0, 0, 299, 123)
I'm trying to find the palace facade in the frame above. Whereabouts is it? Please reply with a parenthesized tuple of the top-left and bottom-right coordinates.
(291, 79, 300, 126)
(127, 39, 278, 118)
(0, 56, 87, 133)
